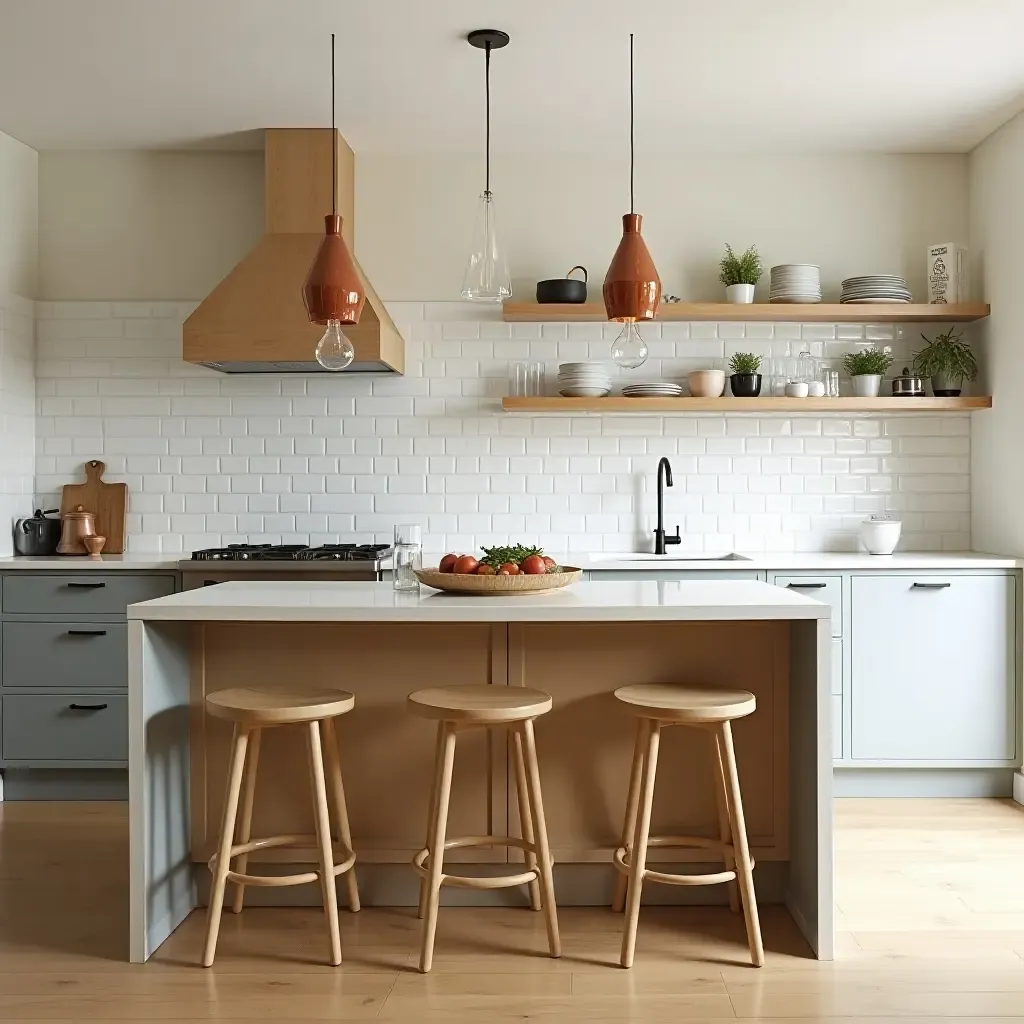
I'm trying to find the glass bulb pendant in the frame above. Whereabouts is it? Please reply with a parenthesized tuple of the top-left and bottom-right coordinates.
(462, 191, 511, 302)
(315, 320, 355, 372)
(610, 320, 649, 370)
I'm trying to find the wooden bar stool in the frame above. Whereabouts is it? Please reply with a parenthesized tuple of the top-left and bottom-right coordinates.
(408, 684, 560, 973)
(611, 683, 763, 969)
(201, 686, 360, 968)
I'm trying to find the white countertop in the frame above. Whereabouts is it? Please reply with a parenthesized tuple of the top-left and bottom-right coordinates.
(0, 554, 180, 570)
(569, 551, 1023, 571)
(128, 579, 831, 624)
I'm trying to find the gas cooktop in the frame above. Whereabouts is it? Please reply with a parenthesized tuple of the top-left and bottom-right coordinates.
(188, 544, 392, 562)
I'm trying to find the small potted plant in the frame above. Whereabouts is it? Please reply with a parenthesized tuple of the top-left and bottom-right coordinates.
(842, 346, 894, 398)
(913, 327, 978, 397)
(719, 244, 762, 303)
(729, 352, 762, 397)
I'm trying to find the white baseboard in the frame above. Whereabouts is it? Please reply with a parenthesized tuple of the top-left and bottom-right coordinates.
(1013, 771, 1024, 806)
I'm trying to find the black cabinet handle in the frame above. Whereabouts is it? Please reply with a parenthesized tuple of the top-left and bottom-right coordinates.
(67, 629, 107, 637)
(68, 703, 108, 711)
(787, 582, 827, 589)
(66, 581, 106, 589)
(912, 582, 951, 589)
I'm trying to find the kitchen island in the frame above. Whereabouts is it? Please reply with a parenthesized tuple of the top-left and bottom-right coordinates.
(127, 579, 832, 963)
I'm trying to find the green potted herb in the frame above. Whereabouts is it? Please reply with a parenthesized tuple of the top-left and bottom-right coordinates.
(842, 346, 894, 398)
(719, 244, 763, 303)
(913, 327, 978, 397)
(729, 352, 762, 397)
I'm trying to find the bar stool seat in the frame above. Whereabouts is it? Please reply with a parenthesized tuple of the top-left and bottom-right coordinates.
(201, 685, 360, 968)
(612, 683, 764, 969)
(409, 684, 560, 973)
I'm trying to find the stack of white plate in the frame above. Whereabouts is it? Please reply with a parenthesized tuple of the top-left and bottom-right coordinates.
(558, 361, 612, 397)
(769, 264, 822, 303)
(840, 275, 912, 304)
(621, 381, 683, 398)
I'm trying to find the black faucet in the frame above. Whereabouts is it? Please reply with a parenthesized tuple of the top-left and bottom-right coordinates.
(654, 457, 682, 554)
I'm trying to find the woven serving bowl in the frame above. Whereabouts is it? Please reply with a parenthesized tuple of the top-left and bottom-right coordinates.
(414, 567, 582, 595)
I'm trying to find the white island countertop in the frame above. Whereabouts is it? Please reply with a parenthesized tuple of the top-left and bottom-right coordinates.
(128, 579, 831, 624)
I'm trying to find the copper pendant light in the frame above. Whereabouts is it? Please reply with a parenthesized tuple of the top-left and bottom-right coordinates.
(303, 32, 364, 371)
(604, 34, 660, 369)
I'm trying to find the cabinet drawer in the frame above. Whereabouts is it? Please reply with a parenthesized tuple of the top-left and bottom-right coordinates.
(832, 695, 843, 759)
(2, 574, 174, 615)
(774, 576, 842, 637)
(831, 638, 843, 695)
(851, 574, 1015, 761)
(2, 693, 127, 761)
(2, 621, 127, 689)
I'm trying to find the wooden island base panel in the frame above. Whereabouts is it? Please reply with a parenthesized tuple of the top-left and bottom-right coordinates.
(127, 580, 833, 964)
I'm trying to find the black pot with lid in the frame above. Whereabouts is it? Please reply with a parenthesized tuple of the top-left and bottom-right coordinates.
(891, 367, 926, 397)
(536, 266, 588, 304)
(14, 508, 62, 556)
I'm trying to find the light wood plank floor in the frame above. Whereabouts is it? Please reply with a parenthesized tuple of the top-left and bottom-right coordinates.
(0, 798, 1023, 1020)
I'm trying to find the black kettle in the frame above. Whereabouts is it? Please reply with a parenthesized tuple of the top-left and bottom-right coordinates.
(14, 509, 62, 556)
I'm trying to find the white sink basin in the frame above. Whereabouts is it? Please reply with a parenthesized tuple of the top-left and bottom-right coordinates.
(589, 552, 752, 563)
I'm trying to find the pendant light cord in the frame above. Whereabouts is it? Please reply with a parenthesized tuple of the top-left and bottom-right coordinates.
(331, 32, 337, 217)
(629, 32, 634, 214)
(485, 42, 492, 196)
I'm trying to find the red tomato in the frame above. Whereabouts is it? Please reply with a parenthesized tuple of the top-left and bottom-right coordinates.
(542, 555, 557, 570)
(499, 562, 520, 575)
(438, 553, 459, 573)
(521, 554, 547, 575)
(453, 555, 480, 575)
(496, 568, 511, 576)
(476, 563, 496, 575)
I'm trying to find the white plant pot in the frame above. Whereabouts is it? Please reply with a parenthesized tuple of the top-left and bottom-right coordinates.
(726, 283, 755, 304)
(851, 373, 882, 398)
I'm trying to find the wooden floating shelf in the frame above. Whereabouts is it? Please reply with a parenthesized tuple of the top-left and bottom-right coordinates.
(502, 301, 990, 324)
(502, 396, 992, 413)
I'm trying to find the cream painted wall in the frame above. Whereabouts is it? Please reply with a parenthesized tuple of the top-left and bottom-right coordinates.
(969, 111, 1024, 557)
(0, 130, 38, 297)
(38, 150, 263, 300)
(356, 153, 968, 301)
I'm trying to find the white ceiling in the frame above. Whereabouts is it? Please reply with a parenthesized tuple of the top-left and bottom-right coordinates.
(1, 0, 1023, 153)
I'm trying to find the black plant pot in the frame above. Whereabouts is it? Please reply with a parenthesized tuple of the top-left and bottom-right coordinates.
(730, 373, 762, 397)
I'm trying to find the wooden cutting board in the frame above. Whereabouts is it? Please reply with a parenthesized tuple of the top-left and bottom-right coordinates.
(60, 460, 128, 554)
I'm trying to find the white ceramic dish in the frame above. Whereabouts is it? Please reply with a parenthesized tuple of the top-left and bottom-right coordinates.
(785, 381, 810, 398)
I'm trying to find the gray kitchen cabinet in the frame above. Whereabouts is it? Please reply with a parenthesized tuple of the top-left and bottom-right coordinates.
(0, 570, 178, 799)
(772, 575, 842, 638)
(849, 574, 1017, 763)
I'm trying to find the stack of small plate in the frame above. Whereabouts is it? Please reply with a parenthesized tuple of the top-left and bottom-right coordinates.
(557, 362, 612, 397)
(840, 275, 912, 304)
(769, 264, 822, 303)
(621, 381, 683, 398)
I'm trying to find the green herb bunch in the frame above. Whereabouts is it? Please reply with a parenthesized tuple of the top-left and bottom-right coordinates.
(913, 328, 978, 382)
(719, 244, 763, 287)
(729, 352, 762, 375)
(479, 544, 544, 569)
(843, 347, 894, 377)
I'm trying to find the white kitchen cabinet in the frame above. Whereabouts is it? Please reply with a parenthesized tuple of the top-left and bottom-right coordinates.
(832, 695, 843, 759)
(772, 576, 842, 638)
(850, 574, 1017, 762)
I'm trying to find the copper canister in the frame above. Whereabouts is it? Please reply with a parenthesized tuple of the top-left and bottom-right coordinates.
(57, 505, 97, 555)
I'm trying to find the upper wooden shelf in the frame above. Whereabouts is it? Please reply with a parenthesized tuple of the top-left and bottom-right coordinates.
(502, 396, 992, 413)
(502, 301, 990, 324)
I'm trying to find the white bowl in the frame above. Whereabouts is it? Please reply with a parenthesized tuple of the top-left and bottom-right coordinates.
(860, 516, 902, 555)
(559, 387, 610, 397)
(688, 369, 726, 398)
(785, 381, 809, 398)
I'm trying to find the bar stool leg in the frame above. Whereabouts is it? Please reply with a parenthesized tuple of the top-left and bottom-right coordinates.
(612, 718, 646, 913)
(418, 723, 445, 920)
(710, 728, 739, 913)
(230, 727, 261, 914)
(307, 720, 342, 966)
(420, 722, 457, 973)
(717, 720, 764, 967)
(322, 718, 360, 913)
(512, 726, 542, 912)
(620, 718, 659, 969)
(519, 718, 560, 958)
(202, 724, 249, 967)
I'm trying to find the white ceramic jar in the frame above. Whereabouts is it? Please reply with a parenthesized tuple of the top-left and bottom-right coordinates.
(860, 515, 902, 555)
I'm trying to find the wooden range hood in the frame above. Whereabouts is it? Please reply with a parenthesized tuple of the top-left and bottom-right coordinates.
(183, 129, 404, 374)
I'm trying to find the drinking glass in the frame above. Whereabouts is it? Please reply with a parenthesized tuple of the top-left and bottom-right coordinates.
(510, 361, 544, 397)
(393, 523, 422, 592)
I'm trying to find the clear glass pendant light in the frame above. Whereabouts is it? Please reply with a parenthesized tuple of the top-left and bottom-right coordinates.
(315, 320, 355, 371)
(610, 321, 649, 370)
(462, 30, 511, 302)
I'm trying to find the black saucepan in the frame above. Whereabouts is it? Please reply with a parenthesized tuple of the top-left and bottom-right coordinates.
(536, 266, 588, 304)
